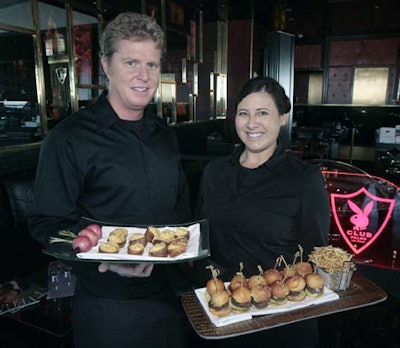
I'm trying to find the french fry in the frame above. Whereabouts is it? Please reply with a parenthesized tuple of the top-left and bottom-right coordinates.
(308, 246, 354, 273)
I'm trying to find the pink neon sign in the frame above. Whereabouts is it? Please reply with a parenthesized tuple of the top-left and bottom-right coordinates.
(330, 186, 395, 254)
(306, 157, 400, 267)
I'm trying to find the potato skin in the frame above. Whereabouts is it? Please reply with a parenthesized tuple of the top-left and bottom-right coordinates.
(98, 242, 120, 254)
(72, 235, 93, 252)
(149, 243, 168, 257)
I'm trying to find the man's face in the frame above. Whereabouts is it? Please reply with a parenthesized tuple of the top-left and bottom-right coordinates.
(101, 39, 161, 119)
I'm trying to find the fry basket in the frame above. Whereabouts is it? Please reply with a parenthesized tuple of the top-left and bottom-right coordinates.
(316, 261, 356, 291)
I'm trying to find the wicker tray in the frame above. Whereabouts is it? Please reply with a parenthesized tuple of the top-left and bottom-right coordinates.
(182, 272, 387, 339)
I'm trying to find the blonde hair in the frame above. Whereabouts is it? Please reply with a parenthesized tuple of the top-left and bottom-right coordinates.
(100, 12, 165, 59)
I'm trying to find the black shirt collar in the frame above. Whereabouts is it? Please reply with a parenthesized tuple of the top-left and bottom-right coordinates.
(228, 142, 287, 169)
(92, 91, 168, 134)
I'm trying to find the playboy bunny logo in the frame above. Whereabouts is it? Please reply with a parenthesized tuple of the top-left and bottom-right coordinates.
(331, 186, 395, 255)
(348, 200, 374, 231)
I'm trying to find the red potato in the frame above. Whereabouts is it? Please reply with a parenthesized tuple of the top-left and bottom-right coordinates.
(72, 235, 93, 252)
(86, 223, 103, 239)
(78, 228, 99, 246)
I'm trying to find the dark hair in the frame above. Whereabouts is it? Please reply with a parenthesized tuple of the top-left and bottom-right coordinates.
(234, 76, 291, 115)
(100, 12, 165, 59)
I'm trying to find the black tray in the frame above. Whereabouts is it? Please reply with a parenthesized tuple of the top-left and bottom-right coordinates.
(43, 218, 210, 264)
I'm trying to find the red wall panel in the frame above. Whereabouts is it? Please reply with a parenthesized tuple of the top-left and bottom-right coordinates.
(295, 44, 322, 69)
(329, 38, 400, 66)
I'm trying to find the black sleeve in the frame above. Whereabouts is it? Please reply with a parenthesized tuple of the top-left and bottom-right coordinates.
(28, 132, 83, 247)
(297, 167, 331, 258)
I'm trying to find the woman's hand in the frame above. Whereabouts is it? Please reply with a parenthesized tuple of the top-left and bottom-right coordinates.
(98, 262, 154, 278)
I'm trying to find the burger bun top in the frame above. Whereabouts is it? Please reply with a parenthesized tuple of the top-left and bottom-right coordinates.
(210, 289, 230, 306)
(270, 281, 289, 298)
(285, 275, 306, 291)
(206, 278, 225, 295)
(305, 273, 324, 289)
(296, 262, 313, 277)
(231, 286, 251, 303)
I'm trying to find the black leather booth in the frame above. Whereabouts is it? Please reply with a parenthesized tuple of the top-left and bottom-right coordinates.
(0, 171, 52, 283)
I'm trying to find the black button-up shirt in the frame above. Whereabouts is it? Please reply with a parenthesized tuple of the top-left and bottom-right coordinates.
(196, 144, 330, 280)
(29, 92, 191, 298)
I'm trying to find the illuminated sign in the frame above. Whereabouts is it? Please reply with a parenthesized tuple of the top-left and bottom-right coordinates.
(330, 186, 395, 254)
(318, 164, 400, 258)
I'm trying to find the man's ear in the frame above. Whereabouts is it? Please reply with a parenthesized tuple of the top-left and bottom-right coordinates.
(101, 56, 109, 78)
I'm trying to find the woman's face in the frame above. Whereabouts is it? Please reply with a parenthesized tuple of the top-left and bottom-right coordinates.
(235, 91, 287, 155)
(101, 39, 161, 119)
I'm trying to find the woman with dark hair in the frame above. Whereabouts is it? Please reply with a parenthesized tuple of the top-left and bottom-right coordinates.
(193, 76, 330, 347)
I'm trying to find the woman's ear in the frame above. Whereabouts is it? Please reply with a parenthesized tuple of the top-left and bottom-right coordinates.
(280, 113, 288, 126)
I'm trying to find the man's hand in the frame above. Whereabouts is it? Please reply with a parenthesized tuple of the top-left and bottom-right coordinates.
(98, 262, 154, 277)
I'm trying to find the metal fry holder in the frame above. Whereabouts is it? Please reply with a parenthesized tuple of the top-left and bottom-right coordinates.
(317, 260, 356, 291)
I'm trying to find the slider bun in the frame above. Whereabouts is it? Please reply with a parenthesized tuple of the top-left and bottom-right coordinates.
(232, 286, 251, 302)
(287, 289, 307, 302)
(209, 305, 231, 317)
(248, 274, 265, 289)
(305, 273, 324, 298)
(228, 275, 249, 293)
(230, 286, 252, 312)
(281, 265, 296, 278)
(270, 281, 289, 305)
(206, 278, 225, 294)
(206, 278, 225, 301)
(209, 290, 231, 317)
(250, 284, 271, 309)
(263, 269, 283, 285)
(305, 273, 324, 288)
(285, 275, 306, 292)
(296, 262, 314, 277)
(285, 275, 307, 302)
(210, 289, 230, 306)
(270, 281, 290, 298)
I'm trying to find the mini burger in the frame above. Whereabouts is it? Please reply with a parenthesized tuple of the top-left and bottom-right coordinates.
(205, 277, 225, 302)
(229, 286, 252, 313)
(250, 284, 271, 309)
(296, 261, 314, 278)
(285, 275, 307, 302)
(228, 274, 249, 294)
(208, 289, 231, 317)
(281, 265, 297, 279)
(305, 273, 324, 298)
(270, 281, 289, 305)
(248, 274, 265, 289)
(263, 269, 283, 286)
